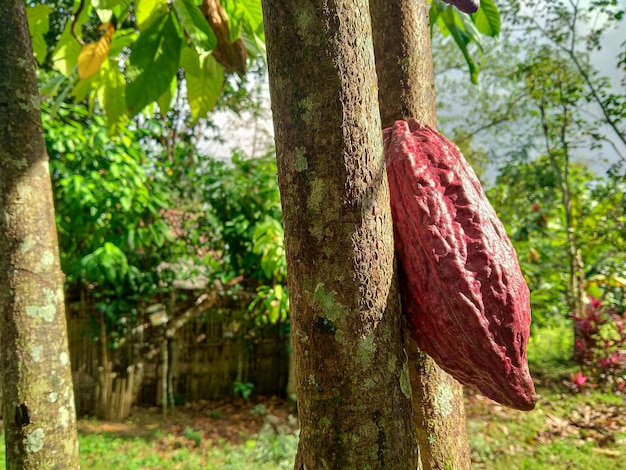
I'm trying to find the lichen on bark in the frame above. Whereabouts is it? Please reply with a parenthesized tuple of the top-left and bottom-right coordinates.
(261, 0, 417, 467)
(0, 1, 80, 468)
(369, 0, 472, 467)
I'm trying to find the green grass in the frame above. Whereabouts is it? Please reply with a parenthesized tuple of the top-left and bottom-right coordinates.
(78, 421, 299, 470)
(468, 323, 626, 469)
(0, 424, 298, 470)
(0, 324, 623, 469)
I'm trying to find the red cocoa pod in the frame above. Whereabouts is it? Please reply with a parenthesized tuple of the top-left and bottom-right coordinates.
(384, 120, 536, 411)
(442, 0, 480, 14)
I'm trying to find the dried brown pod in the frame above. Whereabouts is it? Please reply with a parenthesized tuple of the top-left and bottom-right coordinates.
(384, 119, 536, 411)
(201, 0, 247, 75)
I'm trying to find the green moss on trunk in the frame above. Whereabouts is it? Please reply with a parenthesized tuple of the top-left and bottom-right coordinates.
(0, 2, 80, 468)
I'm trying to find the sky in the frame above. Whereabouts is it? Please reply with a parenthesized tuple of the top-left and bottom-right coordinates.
(203, 2, 625, 179)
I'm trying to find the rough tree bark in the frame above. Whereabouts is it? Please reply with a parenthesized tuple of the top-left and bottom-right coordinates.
(370, 0, 472, 468)
(261, 0, 417, 467)
(0, 1, 80, 469)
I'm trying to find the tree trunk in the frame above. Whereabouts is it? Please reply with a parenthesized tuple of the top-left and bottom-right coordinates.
(261, 0, 417, 467)
(369, 0, 472, 468)
(0, 1, 80, 468)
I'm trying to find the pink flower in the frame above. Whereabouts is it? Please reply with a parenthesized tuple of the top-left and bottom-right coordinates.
(589, 296, 602, 310)
(571, 371, 589, 387)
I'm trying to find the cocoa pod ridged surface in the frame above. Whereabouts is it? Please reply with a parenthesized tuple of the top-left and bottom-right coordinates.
(384, 120, 536, 411)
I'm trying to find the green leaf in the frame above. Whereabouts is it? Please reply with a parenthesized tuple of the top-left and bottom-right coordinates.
(240, 0, 263, 30)
(181, 48, 224, 123)
(71, 75, 93, 103)
(172, 0, 217, 54)
(26, 4, 52, 65)
(440, 7, 480, 84)
(473, 0, 500, 37)
(135, 0, 170, 32)
(100, 61, 129, 135)
(95, 0, 131, 23)
(40, 72, 68, 99)
(109, 29, 138, 57)
(458, 8, 484, 50)
(157, 77, 177, 115)
(223, 0, 263, 43)
(429, 0, 445, 30)
(92, 0, 123, 8)
(52, 1, 92, 77)
(126, 13, 182, 114)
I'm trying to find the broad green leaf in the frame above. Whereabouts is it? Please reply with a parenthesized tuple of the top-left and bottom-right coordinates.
(457, 9, 484, 51)
(100, 61, 128, 135)
(157, 77, 177, 115)
(239, 0, 263, 32)
(172, 0, 217, 53)
(181, 47, 224, 123)
(40, 72, 67, 99)
(95, 0, 130, 22)
(442, 8, 480, 83)
(71, 74, 93, 103)
(52, 1, 92, 77)
(224, 0, 262, 43)
(51, 80, 75, 119)
(26, 4, 52, 65)
(92, 0, 123, 8)
(135, 0, 169, 31)
(126, 13, 182, 114)
(474, 0, 500, 37)
(429, 1, 439, 28)
(225, 0, 263, 40)
(109, 29, 138, 57)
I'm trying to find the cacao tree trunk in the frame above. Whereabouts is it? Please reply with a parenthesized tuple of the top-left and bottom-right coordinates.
(0, 1, 80, 468)
(369, 0, 472, 468)
(261, 0, 417, 467)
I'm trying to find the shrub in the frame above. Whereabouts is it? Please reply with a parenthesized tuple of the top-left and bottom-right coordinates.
(571, 297, 626, 392)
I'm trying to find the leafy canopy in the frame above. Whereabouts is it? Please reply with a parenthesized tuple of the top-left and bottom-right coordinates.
(28, 0, 264, 131)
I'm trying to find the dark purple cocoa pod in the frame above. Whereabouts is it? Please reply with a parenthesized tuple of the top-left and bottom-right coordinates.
(442, 0, 480, 14)
(384, 120, 536, 411)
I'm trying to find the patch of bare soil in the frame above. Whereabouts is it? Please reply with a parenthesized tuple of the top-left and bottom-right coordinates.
(78, 396, 298, 448)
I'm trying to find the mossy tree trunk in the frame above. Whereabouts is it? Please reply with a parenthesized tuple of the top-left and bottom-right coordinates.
(0, 1, 80, 468)
(261, 0, 417, 467)
(370, 0, 472, 468)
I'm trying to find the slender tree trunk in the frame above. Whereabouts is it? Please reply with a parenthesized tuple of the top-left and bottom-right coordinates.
(0, 1, 80, 468)
(369, 1, 472, 468)
(538, 104, 586, 360)
(262, 0, 417, 467)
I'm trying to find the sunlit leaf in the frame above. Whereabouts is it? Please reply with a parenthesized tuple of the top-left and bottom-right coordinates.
(26, 4, 52, 65)
(181, 47, 224, 123)
(224, 0, 263, 41)
(92, 0, 123, 8)
(240, 0, 263, 31)
(474, 0, 500, 37)
(78, 23, 115, 79)
(135, 0, 170, 31)
(100, 61, 128, 135)
(71, 74, 93, 103)
(40, 72, 67, 99)
(52, 1, 92, 77)
(157, 77, 177, 115)
(109, 29, 138, 57)
(441, 7, 480, 84)
(172, 0, 217, 53)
